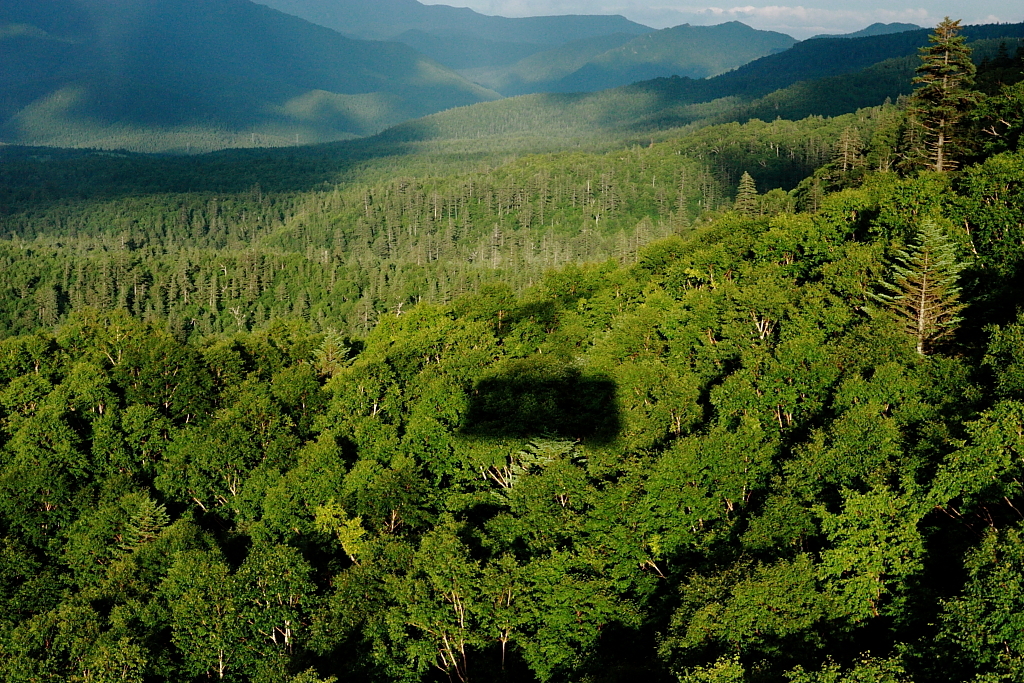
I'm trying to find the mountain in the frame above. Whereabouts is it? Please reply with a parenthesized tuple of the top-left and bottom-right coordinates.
(363, 22, 1024, 150)
(391, 29, 550, 70)
(811, 22, 923, 40)
(0, 0, 500, 152)
(467, 22, 795, 96)
(545, 22, 797, 94)
(683, 22, 1024, 103)
(459, 33, 642, 95)
(254, 0, 651, 43)
(254, 0, 653, 71)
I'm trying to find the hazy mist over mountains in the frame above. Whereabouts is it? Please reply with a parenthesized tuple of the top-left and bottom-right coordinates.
(254, 0, 651, 43)
(0, 0, 505, 150)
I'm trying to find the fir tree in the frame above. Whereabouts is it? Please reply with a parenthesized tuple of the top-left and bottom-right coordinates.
(907, 18, 979, 172)
(735, 171, 759, 216)
(872, 221, 966, 355)
(313, 328, 351, 378)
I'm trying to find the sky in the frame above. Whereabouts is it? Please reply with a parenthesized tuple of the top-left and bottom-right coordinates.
(419, 1, 1023, 39)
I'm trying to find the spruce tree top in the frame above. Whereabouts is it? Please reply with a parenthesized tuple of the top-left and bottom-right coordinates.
(908, 17, 979, 172)
(735, 171, 758, 216)
(914, 18, 976, 92)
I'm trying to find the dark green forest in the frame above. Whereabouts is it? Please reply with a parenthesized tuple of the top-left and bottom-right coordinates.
(1, 18, 1024, 683)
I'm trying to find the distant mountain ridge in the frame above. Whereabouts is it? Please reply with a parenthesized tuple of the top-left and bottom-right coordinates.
(254, 0, 652, 43)
(810, 22, 923, 40)
(467, 21, 796, 96)
(0, 0, 500, 151)
(688, 22, 1024, 103)
(392, 29, 549, 69)
(254, 0, 654, 71)
(548, 22, 797, 93)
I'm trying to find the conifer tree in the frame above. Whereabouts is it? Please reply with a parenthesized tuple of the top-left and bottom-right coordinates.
(313, 328, 351, 378)
(873, 221, 966, 355)
(834, 127, 864, 173)
(735, 171, 759, 216)
(907, 18, 979, 172)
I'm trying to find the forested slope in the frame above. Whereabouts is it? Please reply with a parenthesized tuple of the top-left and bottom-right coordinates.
(0, 106, 895, 340)
(1, 128, 1024, 683)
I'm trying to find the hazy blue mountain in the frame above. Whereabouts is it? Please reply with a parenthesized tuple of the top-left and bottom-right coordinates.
(255, 0, 651, 43)
(810, 22, 923, 40)
(547, 22, 796, 93)
(0, 0, 500, 151)
(392, 29, 548, 69)
(254, 0, 653, 73)
(465, 22, 795, 96)
(460, 33, 642, 95)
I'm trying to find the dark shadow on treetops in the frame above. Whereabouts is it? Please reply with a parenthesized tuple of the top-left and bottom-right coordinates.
(461, 356, 620, 444)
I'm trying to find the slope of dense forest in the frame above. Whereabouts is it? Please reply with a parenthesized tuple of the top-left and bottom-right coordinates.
(0, 104, 902, 340)
(1, 17, 1024, 683)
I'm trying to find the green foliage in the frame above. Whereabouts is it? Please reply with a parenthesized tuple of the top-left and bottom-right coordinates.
(948, 150, 1024, 324)
(735, 172, 759, 215)
(314, 500, 368, 564)
(939, 527, 1024, 681)
(871, 220, 966, 355)
(817, 487, 926, 621)
(787, 657, 913, 683)
(678, 656, 746, 683)
(906, 19, 980, 172)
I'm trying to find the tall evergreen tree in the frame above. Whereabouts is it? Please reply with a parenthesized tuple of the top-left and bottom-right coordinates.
(872, 221, 966, 355)
(735, 171, 759, 216)
(907, 17, 979, 172)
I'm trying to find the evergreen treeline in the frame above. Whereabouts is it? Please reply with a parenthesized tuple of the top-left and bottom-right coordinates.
(0, 19, 1023, 683)
(0, 106, 919, 340)
(4, 61, 1018, 341)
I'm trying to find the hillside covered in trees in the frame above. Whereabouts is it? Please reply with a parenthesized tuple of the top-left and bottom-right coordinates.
(0, 16, 1024, 683)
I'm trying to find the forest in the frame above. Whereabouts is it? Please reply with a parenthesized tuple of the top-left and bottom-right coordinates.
(0, 17, 1023, 683)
